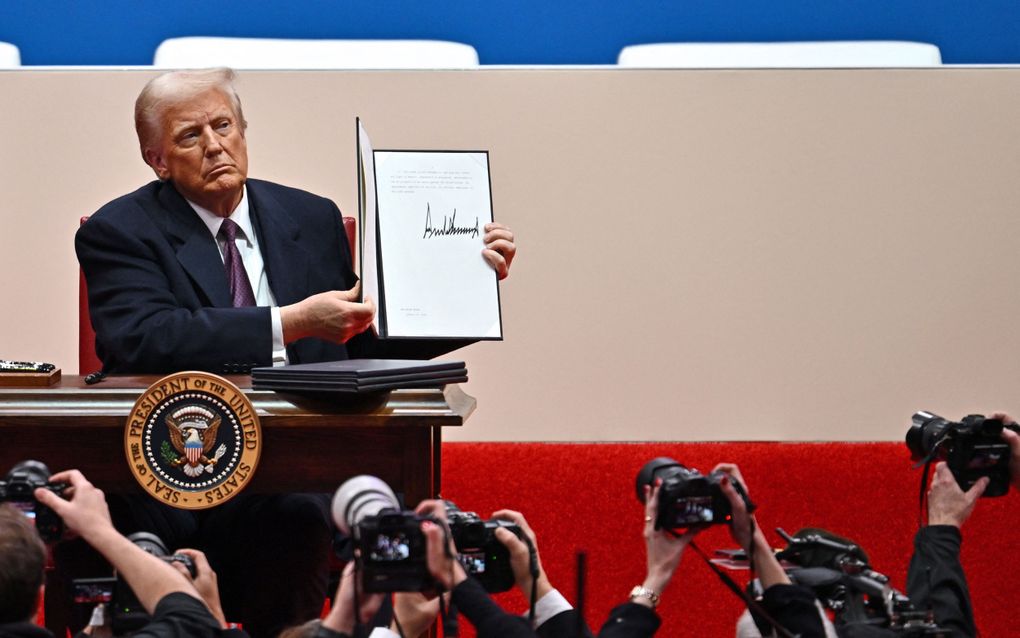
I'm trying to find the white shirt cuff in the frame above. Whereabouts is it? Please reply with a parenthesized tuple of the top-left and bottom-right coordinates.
(525, 588, 573, 629)
(368, 629, 400, 638)
(270, 307, 288, 366)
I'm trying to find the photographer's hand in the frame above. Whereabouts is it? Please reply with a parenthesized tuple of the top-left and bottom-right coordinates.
(171, 549, 227, 628)
(713, 463, 790, 589)
(415, 499, 466, 590)
(390, 592, 444, 638)
(491, 509, 552, 602)
(928, 462, 988, 528)
(324, 562, 385, 634)
(35, 470, 199, 614)
(639, 480, 698, 606)
(33, 469, 112, 541)
(993, 412, 1020, 492)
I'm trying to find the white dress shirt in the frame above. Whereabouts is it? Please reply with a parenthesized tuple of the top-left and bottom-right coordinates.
(186, 186, 288, 365)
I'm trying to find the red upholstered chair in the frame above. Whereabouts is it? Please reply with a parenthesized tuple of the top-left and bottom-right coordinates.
(78, 215, 358, 374)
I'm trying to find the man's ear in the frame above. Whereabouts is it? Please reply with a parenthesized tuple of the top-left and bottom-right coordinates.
(143, 147, 170, 180)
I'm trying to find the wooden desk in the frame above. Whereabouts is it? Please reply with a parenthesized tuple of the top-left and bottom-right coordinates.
(0, 375, 474, 503)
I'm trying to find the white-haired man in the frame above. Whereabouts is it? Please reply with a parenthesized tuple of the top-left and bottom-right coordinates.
(71, 68, 516, 638)
(77, 68, 515, 375)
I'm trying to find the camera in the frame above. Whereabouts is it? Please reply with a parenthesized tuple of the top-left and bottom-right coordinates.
(0, 460, 68, 542)
(445, 501, 521, 593)
(906, 411, 1019, 497)
(72, 532, 196, 634)
(774, 527, 951, 636)
(636, 457, 755, 529)
(333, 475, 434, 592)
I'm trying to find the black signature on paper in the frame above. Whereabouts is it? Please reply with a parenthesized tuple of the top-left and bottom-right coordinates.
(423, 203, 479, 239)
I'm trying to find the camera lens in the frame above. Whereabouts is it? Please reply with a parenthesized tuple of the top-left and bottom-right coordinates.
(635, 457, 684, 503)
(906, 411, 951, 460)
(127, 531, 170, 557)
(7, 460, 52, 485)
(332, 475, 400, 535)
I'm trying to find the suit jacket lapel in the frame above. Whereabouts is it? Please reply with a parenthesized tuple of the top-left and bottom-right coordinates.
(157, 182, 233, 308)
(247, 180, 311, 307)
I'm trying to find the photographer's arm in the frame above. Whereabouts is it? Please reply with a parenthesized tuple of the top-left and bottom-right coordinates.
(491, 509, 592, 637)
(713, 464, 789, 589)
(596, 482, 697, 638)
(321, 563, 385, 637)
(170, 549, 227, 628)
(35, 471, 201, 614)
(416, 500, 538, 638)
(713, 464, 827, 638)
(906, 462, 986, 638)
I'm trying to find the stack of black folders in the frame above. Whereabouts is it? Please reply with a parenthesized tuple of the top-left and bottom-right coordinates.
(251, 359, 468, 394)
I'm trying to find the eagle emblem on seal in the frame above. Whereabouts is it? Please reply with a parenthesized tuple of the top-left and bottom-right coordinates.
(165, 405, 228, 477)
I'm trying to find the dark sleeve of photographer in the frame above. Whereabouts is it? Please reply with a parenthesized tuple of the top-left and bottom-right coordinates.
(905, 462, 987, 638)
(713, 464, 828, 638)
(596, 481, 698, 638)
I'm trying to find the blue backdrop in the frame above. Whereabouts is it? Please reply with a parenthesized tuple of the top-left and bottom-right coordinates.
(1, 1, 1016, 65)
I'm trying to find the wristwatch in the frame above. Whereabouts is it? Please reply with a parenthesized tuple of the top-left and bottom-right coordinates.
(629, 585, 660, 608)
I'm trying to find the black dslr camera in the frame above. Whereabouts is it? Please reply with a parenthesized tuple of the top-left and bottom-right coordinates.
(0, 460, 68, 542)
(333, 475, 435, 592)
(636, 457, 755, 530)
(72, 532, 196, 634)
(446, 501, 522, 593)
(906, 411, 1019, 497)
(355, 510, 433, 592)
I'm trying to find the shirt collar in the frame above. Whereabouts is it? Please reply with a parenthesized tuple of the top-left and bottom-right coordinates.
(187, 185, 255, 246)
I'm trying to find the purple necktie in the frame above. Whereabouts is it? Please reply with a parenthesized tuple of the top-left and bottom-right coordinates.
(218, 219, 257, 307)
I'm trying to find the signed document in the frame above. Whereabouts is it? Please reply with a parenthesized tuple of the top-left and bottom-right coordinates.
(371, 149, 502, 339)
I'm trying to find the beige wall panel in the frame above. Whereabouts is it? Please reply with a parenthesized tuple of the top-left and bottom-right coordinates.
(1, 69, 1018, 441)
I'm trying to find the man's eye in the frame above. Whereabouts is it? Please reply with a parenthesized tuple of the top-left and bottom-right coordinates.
(216, 120, 232, 131)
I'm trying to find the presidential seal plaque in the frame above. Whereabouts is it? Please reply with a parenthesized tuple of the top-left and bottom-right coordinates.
(125, 372, 261, 510)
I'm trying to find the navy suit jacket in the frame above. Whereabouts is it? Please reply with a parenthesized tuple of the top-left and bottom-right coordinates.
(76, 179, 471, 374)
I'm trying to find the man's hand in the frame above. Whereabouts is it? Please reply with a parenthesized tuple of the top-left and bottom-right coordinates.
(416, 499, 466, 590)
(171, 549, 227, 628)
(639, 480, 698, 603)
(34, 470, 113, 542)
(482, 222, 516, 280)
(323, 563, 386, 634)
(391, 592, 445, 638)
(491, 509, 552, 602)
(928, 462, 988, 528)
(992, 412, 1020, 492)
(281, 285, 376, 344)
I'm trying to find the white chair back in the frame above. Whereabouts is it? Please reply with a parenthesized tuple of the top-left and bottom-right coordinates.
(0, 41, 21, 67)
(617, 41, 942, 68)
(154, 37, 479, 69)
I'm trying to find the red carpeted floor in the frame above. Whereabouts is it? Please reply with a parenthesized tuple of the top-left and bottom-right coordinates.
(440, 442, 1018, 637)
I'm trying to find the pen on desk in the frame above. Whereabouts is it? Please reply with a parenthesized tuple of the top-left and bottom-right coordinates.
(84, 370, 106, 385)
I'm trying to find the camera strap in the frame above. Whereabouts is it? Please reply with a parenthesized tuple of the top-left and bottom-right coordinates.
(918, 457, 934, 529)
(519, 533, 540, 627)
(687, 541, 800, 638)
(912, 437, 946, 530)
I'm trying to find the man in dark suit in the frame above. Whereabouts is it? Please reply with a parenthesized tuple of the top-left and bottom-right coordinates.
(72, 68, 516, 638)
(76, 69, 515, 375)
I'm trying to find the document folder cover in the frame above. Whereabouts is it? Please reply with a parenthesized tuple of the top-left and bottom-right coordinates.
(251, 359, 467, 394)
